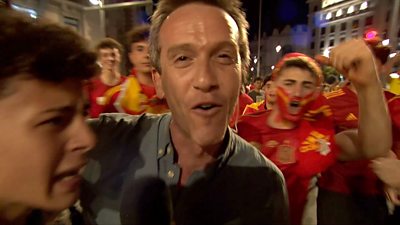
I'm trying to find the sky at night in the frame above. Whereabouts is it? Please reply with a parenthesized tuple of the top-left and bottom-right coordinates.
(242, 0, 309, 40)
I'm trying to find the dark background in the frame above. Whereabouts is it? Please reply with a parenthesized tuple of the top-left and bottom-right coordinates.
(241, 0, 308, 40)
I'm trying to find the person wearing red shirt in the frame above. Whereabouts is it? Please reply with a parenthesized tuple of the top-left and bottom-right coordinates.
(104, 25, 169, 115)
(317, 38, 400, 225)
(242, 75, 275, 115)
(87, 38, 126, 118)
(238, 53, 337, 225)
(238, 39, 392, 225)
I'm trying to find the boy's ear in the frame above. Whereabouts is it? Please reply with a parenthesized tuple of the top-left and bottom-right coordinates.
(152, 69, 165, 99)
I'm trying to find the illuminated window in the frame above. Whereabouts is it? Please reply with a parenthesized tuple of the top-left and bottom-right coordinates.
(360, 1, 368, 10)
(336, 9, 343, 17)
(326, 12, 332, 20)
(348, 5, 355, 14)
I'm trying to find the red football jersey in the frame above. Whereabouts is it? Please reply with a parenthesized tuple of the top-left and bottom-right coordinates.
(237, 105, 337, 225)
(86, 76, 126, 118)
(319, 86, 400, 195)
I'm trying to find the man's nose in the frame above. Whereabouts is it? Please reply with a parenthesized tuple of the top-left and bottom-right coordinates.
(192, 59, 219, 92)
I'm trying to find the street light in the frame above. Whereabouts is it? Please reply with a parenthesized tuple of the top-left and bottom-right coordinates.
(275, 45, 282, 53)
(382, 39, 390, 46)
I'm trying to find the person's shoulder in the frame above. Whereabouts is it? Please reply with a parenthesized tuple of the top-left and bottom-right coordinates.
(89, 113, 170, 133)
(323, 88, 346, 100)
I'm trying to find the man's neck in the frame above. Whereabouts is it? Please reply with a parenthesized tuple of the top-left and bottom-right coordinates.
(100, 70, 121, 86)
(135, 71, 153, 86)
(169, 120, 223, 185)
(268, 108, 296, 129)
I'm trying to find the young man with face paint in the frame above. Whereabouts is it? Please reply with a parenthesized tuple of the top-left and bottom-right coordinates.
(237, 38, 393, 224)
(237, 53, 337, 225)
(0, 9, 96, 225)
(80, 1, 289, 225)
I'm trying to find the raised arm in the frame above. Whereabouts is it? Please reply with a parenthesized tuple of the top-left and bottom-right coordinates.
(316, 39, 391, 160)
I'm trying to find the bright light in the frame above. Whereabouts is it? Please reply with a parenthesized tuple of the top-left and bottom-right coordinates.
(382, 39, 390, 46)
(326, 12, 332, 20)
(347, 5, 355, 14)
(336, 9, 343, 17)
(390, 73, 400, 79)
(254, 58, 258, 63)
(390, 53, 397, 58)
(360, 1, 368, 10)
(271, 65, 275, 70)
(323, 48, 330, 57)
(365, 30, 378, 40)
(275, 45, 282, 53)
(30, 13, 37, 19)
(251, 67, 254, 71)
(89, 0, 101, 5)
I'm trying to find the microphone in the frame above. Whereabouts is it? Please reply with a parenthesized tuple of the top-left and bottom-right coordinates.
(120, 177, 172, 225)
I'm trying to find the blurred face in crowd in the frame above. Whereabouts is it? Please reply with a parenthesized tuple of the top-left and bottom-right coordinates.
(129, 41, 152, 75)
(254, 79, 263, 90)
(273, 67, 317, 122)
(154, 3, 242, 148)
(0, 75, 95, 211)
(98, 47, 120, 71)
(263, 80, 275, 104)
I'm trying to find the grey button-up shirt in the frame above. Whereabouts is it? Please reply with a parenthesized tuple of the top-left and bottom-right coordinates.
(81, 113, 289, 225)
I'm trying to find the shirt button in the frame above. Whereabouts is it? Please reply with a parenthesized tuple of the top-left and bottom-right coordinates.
(158, 149, 164, 156)
(167, 170, 175, 178)
(167, 147, 172, 154)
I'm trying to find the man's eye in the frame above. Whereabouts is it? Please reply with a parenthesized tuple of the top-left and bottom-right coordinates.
(176, 56, 189, 61)
(216, 54, 235, 64)
(173, 55, 192, 68)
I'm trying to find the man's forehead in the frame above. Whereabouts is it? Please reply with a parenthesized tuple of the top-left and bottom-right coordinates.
(159, 3, 240, 46)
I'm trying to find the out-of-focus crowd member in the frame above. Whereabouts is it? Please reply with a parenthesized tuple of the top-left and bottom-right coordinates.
(0, 9, 96, 225)
(247, 77, 264, 102)
(80, 1, 289, 225)
(317, 37, 400, 225)
(104, 25, 169, 115)
(86, 38, 126, 118)
(237, 52, 337, 225)
(242, 75, 275, 114)
(229, 85, 253, 128)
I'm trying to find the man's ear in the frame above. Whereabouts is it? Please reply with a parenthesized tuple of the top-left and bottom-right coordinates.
(152, 69, 165, 99)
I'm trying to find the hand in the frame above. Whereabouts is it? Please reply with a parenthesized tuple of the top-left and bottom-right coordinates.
(370, 156, 400, 188)
(315, 39, 380, 89)
(385, 186, 400, 206)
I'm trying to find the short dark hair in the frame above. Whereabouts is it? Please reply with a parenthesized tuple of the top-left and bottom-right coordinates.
(0, 9, 97, 94)
(126, 24, 150, 47)
(262, 75, 272, 86)
(95, 38, 123, 55)
(253, 77, 263, 83)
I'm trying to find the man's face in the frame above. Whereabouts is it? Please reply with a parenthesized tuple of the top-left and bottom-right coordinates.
(254, 80, 263, 90)
(0, 76, 95, 211)
(273, 67, 317, 122)
(98, 47, 120, 71)
(129, 41, 151, 75)
(154, 3, 242, 148)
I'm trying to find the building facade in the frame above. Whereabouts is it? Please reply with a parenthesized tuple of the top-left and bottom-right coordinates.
(308, 0, 400, 56)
